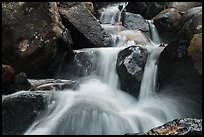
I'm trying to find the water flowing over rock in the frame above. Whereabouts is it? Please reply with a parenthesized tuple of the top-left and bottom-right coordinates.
(2, 91, 49, 135)
(153, 8, 182, 42)
(56, 49, 99, 79)
(2, 2, 202, 135)
(2, 2, 74, 78)
(116, 46, 148, 97)
(57, 2, 112, 49)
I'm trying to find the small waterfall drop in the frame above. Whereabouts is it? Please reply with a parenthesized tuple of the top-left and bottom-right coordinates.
(139, 47, 164, 100)
(1, 2, 198, 135)
(147, 20, 161, 45)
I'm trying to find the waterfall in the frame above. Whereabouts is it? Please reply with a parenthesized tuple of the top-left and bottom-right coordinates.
(0, 3, 198, 135)
(147, 20, 161, 45)
(139, 47, 164, 100)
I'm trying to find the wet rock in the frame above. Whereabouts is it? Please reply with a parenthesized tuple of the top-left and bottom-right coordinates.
(58, 2, 112, 49)
(30, 79, 80, 91)
(2, 2, 74, 79)
(145, 118, 202, 135)
(123, 12, 149, 32)
(2, 91, 49, 135)
(56, 49, 99, 79)
(125, 2, 169, 19)
(157, 39, 202, 95)
(179, 8, 202, 42)
(180, 6, 202, 26)
(14, 72, 31, 91)
(85, 2, 95, 14)
(116, 46, 148, 97)
(125, 118, 202, 135)
(157, 7, 202, 91)
(153, 8, 182, 34)
(168, 2, 202, 13)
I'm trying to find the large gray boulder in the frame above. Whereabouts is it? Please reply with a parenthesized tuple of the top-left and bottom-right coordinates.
(57, 2, 112, 49)
(2, 2, 74, 79)
(116, 46, 148, 97)
(122, 12, 149, 32)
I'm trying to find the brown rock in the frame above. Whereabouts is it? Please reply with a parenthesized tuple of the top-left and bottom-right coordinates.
(168, 2, 202, 13)
(2, 64, 15, 86)
(188, 33, 202, 74)
(58, 2, 112, 49)
(2, 2, 74, 78)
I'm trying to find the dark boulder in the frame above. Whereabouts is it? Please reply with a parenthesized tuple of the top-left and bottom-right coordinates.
(2, 64, 16, 94)
(2, 91, 49, 135)
(168, 2, 202, 13)
(122, 12, 149, 32)
(180, 6, 202, 26)
(116, 46, 148, 97)
(14, 72, 31, 91)
(2, 2, 74, 79)
(57, 2, 112, 49)
(157, 6, 202, 91)
(153, 8, 182, 34)
(125, 2, 169, 19)
(30, 79, 80, 91)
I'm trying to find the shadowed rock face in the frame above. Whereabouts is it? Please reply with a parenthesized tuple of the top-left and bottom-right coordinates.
(116, 46, 148, 98)
(157, 6, 202, 92)
(125, 2, 170, 19)
(168, 2, 202, 13)
(2, 2, 74, 79)
(57, 2, 112, 49)
(2, 92, 49, 135)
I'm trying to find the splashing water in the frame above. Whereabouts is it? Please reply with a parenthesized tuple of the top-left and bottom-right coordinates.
(2, 3, 200, 135)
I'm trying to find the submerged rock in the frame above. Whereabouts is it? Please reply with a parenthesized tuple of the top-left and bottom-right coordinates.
(2, 2, 74, 79)
(2, 91, 49, 135)
(58, 2, 112, 49)
(116, 46, 148, 97)
(30, 79, 80, 91)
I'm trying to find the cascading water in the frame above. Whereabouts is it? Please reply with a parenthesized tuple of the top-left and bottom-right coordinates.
(1, 3, 199, 135)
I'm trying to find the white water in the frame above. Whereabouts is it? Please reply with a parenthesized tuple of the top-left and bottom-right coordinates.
(139, 47, 164, 99)
(147, 20, 161, 45)
(1, 3, 199, 135)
